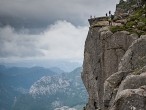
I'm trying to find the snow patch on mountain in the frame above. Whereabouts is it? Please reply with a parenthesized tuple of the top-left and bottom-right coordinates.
(29, 75, 70, 96)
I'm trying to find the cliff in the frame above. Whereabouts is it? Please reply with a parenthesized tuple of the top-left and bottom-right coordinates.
(82, 1, 146, 110)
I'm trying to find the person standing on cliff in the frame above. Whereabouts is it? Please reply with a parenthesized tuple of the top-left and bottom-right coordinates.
(108, 11, 112, 26)
(109, 11, 111, 16)
(108, 18, 111, 26)
(106, 13, 108, 17)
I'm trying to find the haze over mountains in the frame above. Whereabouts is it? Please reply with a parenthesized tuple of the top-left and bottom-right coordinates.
(0, 65, 87, 110)
(0, 60, 81, 72)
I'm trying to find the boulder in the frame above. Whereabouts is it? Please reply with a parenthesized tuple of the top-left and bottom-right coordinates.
(110, 86, 146, 110)
(104, 71, 132, 108)
(116, 73, 146, 100)
(119, 37, 146, 72)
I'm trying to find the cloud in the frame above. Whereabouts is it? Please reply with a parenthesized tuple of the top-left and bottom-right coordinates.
(0, 0, 119, 27)
(0, 26, 42, 58)
(0, 21, 88, 62)
(0, 0, 120, 68)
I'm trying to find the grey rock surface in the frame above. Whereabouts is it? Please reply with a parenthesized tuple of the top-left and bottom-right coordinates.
(82, 26, 139, 110)
(104, 71, 132, 108)
(82, 26, 102, 110)
(82, 1, 146, 110)
(110, 86, 146, 110)
(119, 37, 146, 72)
(117, 73, 146, 95)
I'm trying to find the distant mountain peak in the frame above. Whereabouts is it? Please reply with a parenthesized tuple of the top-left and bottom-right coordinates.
(29, 75, 70, 96)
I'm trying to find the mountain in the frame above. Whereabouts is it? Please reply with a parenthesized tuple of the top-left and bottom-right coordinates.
(0, 65, 87, 110)
(0, 65, 56, 110)
(13, 67, 87, 110)
(49, 67, 64, 74)
(1, 60, 82, 72)
(0, 66, 56, 89)
(29, 75, 70, 96)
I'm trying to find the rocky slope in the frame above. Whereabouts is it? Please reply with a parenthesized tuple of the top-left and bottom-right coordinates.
(82, 1, 146, 110)
(0, 66, 87, 110)
(12, 67, 87, 110)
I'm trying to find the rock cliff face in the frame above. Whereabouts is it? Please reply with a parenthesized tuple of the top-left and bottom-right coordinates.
(82, 3, 146, 109)
(82, 24, 146, 110)
(82, 0, 146, 110)
(82, 0, 146, 109)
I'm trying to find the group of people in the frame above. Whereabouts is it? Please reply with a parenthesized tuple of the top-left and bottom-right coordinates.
(90, 10, 114, 26)
(106, 11, 114, 26)
(90, 15, 96, 19)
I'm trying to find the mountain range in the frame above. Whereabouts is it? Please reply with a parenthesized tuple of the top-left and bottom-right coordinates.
(0, 65, 87, 110)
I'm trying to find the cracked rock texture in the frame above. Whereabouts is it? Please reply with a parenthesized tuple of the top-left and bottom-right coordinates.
(82, 26, 146, 110)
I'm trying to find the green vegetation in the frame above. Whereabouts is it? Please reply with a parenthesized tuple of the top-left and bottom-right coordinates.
(110, 3, 146, 36)
(110, 26, 126, 33)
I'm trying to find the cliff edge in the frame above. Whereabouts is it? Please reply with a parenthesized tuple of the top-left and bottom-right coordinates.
(82, 0, 146, 110)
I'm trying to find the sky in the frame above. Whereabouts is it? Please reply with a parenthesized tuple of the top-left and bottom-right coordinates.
(0, 0, 119, 70)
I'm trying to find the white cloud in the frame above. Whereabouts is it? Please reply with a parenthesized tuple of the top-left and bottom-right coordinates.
(0, 26, 42, 57)
(0, 21, 88, 62)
